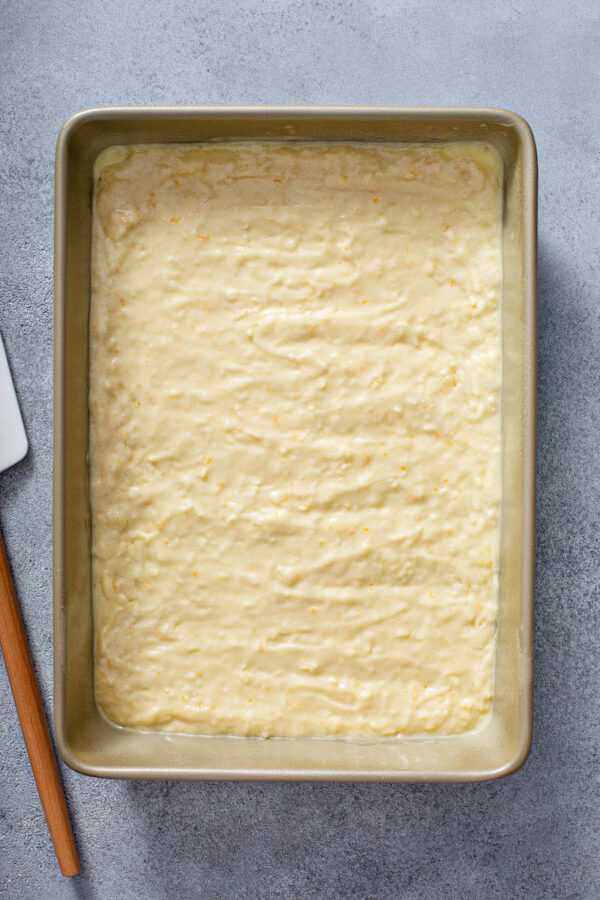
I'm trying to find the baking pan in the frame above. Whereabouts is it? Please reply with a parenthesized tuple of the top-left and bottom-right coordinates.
(54, 107, 536, 781)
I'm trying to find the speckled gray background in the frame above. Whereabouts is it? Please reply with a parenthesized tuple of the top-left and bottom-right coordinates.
(1, 0, 599, 897)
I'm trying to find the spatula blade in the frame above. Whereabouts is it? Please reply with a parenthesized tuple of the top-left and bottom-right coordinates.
(0, 331, 28, 473)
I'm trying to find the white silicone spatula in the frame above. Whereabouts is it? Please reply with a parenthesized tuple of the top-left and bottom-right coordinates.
(0, 330, 79, 876)
(0, 332, 27, 471)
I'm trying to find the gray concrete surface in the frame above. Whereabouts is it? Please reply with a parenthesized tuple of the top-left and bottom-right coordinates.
(1, 0, 599, 897)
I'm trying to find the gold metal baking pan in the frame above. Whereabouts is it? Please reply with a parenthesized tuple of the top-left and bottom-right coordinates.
(54, 107, 536, 781)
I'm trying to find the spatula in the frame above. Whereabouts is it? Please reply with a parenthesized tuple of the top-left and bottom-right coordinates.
(0, 330, 80, 876)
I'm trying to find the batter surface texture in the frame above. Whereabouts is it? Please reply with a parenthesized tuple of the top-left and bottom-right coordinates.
(90, 141, 502, 737)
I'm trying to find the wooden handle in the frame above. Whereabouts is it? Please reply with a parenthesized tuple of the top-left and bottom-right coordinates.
(0, 530, 80, 876)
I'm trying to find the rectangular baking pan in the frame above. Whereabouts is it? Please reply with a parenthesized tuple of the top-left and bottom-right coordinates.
(54, 107, 536, 781)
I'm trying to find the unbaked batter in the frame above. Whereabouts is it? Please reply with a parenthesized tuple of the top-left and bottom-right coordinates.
(90, 141, 502, 737)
